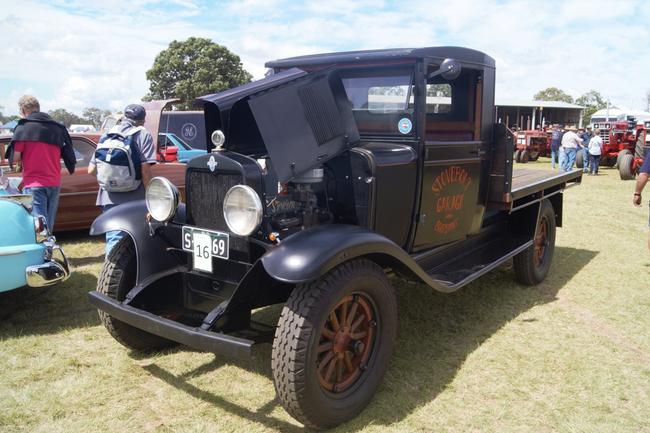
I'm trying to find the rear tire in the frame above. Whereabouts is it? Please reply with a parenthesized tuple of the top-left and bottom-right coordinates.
(97, 236, 174, 351)
(619, 153, 635, 180)
(514, 149, 522, 163)
(529, 151, 540, 161)
(615, 149, 631, 168)
(575, 150, 584, 168)
(513, 200, 556, 285)
(271, 259, 397, 429)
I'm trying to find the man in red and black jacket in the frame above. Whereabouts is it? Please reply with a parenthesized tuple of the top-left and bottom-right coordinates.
(633, 151, 650, 251)
(4, 95, 76, 231)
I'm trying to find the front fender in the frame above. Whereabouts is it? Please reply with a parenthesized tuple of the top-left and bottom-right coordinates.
(90, 200, 186, 285)
(260, 224, 443, 289)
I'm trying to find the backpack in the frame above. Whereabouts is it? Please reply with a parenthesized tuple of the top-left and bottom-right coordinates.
(94, 126, 144, 192)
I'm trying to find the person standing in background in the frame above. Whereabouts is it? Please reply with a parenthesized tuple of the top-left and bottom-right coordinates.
(5, 95, 76, 231)
(587, 129, 603, 175)
(549, 124, 562, 170)
(88, 104, 156, 254)
(580, 126, 593, 173)
(560, 126, 582, 171)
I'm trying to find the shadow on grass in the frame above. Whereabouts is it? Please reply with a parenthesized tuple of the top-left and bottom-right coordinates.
(135, 246, 597, 431)
(0, 269, 100, 337)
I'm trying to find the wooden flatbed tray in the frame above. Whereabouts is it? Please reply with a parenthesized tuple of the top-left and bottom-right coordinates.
(511, 168, 582, 201)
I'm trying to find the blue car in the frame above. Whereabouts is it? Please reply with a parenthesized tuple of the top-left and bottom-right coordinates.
(158, 132, 205, 162)
(0, 173, 70, 292)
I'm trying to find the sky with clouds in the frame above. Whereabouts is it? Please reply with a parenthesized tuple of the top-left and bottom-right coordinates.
(1, 0, 649, 116)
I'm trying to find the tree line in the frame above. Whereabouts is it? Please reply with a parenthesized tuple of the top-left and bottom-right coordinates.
(1, 105, 112, 129)
(533, 87, 628, 125)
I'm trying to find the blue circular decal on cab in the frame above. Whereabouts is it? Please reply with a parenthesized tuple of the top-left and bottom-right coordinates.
(398, 117, 412, 134)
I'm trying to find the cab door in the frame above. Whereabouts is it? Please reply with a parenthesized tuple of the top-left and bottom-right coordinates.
(413, 65, 486, 250)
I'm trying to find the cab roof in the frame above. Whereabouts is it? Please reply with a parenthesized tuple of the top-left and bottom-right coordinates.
(265, 46, 496, 70)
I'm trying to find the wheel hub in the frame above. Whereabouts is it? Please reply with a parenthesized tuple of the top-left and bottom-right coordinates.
(316, 294, 376, 393)
(534, 216, 548, 267)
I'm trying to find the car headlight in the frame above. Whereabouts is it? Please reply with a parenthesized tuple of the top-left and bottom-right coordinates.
(146, 177, 180, 222)
(223, 185, 262, 236)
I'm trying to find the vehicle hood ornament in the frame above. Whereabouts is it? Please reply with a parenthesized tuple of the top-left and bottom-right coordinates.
(207, 155, 218, 172)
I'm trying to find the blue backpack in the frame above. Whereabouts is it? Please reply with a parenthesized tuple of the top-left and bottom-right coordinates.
(94, 126, 143, 192)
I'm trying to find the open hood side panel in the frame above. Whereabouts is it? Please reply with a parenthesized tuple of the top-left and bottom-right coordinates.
(248, 70, 360, 183)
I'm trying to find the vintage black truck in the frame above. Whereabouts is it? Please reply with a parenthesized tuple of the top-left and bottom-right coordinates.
(88, 47, 581, 428)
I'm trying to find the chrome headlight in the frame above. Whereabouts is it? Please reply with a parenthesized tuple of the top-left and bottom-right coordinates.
(146, 177, 180, 222)
(223, 185, 262, 236)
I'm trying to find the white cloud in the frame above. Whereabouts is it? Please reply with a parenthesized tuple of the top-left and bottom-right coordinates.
(1, 0, 650, 117)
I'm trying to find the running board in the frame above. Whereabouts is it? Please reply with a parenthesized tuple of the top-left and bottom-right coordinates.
(425, 236, 532, 289)
(412, 220, 533, 292)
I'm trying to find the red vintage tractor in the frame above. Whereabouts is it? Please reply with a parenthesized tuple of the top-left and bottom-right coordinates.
(581, 117, 647, 179)
(512, 129, 551, 163)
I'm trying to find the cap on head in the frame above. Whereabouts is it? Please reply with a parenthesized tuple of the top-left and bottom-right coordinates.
(124, 104, 146, 121)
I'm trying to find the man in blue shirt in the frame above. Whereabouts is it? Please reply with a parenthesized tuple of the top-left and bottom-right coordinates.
(579, 127, 593, 173)
(633, 151, 650, 251)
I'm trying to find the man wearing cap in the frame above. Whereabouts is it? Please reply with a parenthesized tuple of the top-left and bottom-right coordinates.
(633, 151, 650, 251)
(560, 126, 582, 171)
(88, 104, 156, 253)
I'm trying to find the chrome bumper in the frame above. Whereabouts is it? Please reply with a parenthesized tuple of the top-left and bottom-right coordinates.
(26, 241, 70, 287)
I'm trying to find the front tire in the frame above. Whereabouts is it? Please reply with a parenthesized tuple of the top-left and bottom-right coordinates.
(96, 236, 174, 351)
(271, 259, 397, 429)
(513, 200, 556, 285)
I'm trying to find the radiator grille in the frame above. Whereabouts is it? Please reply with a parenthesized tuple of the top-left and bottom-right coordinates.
(186, 169, 249, 257)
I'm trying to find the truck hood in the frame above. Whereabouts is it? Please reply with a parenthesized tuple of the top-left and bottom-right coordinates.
(197, 68, 360, 183)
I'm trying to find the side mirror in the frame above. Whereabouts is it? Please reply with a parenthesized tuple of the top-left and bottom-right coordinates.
(428, 58, 462, 81)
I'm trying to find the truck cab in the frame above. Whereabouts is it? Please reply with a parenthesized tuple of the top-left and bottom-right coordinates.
(88, 46, 581, 429)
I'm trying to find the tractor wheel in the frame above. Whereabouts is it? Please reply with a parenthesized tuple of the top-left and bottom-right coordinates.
(529, 151, 540, 161)
(635, 135, 645, 159)
(272, 259, 397, 429)
(513, 199, 556, 285)
(575, 151, 584, 168)
(514, 149, 522, 163)
(520, 150, 530, 163)
(616, 149, 631, 168)
(97, 236, 174, 351)
(619, 153, 635, 180)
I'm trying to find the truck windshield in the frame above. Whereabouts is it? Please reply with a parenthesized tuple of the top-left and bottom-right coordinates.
(341, 68, 415, 136)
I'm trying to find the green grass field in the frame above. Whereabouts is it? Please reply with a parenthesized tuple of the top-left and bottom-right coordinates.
(1, 159, 649, 433)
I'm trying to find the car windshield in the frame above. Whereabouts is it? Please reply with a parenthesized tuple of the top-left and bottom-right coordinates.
(341, 68, 415, 136)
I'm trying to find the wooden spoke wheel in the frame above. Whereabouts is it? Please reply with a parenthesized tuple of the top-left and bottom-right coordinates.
(533, 216, 549, 267)
(316, 294, 377, 393)
(272, 259, 397, 429)
(513, 199, 556, 285)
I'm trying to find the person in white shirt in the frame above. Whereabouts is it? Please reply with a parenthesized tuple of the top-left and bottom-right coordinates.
(587, 129, 603, 175)
(560, 126, 582, 171)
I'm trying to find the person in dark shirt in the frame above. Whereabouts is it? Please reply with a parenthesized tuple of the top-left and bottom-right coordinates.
(579, 126, 593, 173)
(633, 151, 650, 251)
(549, 124, 562, 169)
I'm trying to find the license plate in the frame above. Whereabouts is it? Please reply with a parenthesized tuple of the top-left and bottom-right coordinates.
(182, 226, 229, 273)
